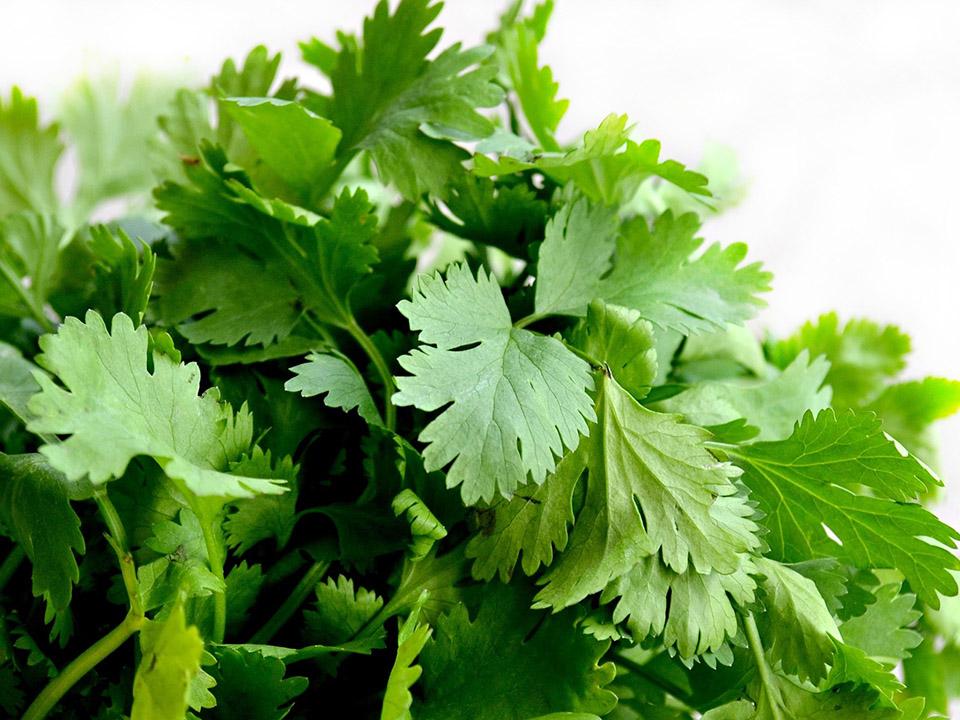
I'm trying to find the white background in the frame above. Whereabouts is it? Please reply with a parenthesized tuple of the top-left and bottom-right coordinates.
(2, 0, 958, 525)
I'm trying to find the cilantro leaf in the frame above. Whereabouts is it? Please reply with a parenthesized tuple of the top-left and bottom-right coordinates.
(0, 342, 42, 424)
(728, 409, 960, 606)
(655, 351, 831, 440)
(304, 575, 386, 653)
(86, 225, 156, 324)
(285, 351, 383, 426)
(598, 211, 771, 334)
(394, 263, 595, 503)
(865, 377, 960, 465)
(768, 312, 910, 408)
(415, 582, 616, 719)
(0, 88, 62, 216)
(475, 114, 711, 206)
(0, 211, 64, 324)
(223, 449, 299, 555)
(381, 610, 432, 720)
(314, 0, 503, 198)
(535, 372, 759, 609)
(603, 554, 758, 660)
(0, 453, 84, 611)
(206, 648, 307, 720)
(533, 198, 618, 317)
(27, 311, 286, 501)
(131, 603, 204, 720)
(839, 583, 922, 665)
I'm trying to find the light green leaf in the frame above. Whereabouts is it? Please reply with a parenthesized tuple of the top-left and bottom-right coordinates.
(768, 312, 910, 408)
(569, 300, 657, 400)
(392, 489, 447, 561)
(839, 583, 922, 665)
(132, 603, 204, 720)
(285, 351, 383, 426)
(865, 377, 960, 465)
(0, 88, 62, 216)
(655, 351, 831, 441)
(27, 311, 286, 501)
(533, 198, 618, 317)
(728, 409, 960, 606)
(535, 373, 759, 609)
(86, 225, 156, 324)
(603, 554, 757, 660)
(381, 611, 432, 720)
(754, 557, 840, 683)
(0, 211, 64, 321)
(222, 97, 341, 206)
(598, 211, 770, 334)
(394, 263, 595, 504)
(0, 342, 42, 424)
(223, 449, 299, 555)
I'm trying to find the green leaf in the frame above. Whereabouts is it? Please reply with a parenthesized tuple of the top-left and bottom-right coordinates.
(221, 97, 341, 206)
(865, 377, 960, 465)
(655, 351, 831, 441)
(155, 240, 301, 348)
(0, 88, 62, 216)
(493, 0, 568, 150)
(225, 560, 265, 634)
(0, 342, 42, 424)
(839, 583, 922, 665)
(753, 557, 840, 683)
(466, 447, 580, 582)
(381, 605, 432, 720)
(392, 489, 447, 561)
(828, 637, 903, 707)
(534, 372, 759, 609)
(131, 603, 204, 720)
(768, 312, 910, 408)
(86, 225, 156, 324)
(0, 453, 84, 611)
(598, 211, 771, 334)
(27, 311, 286, 501)
(0, 211, 64, 321)
(569, 300, 658, 400)
(206, 647, 308, 720)
(304, 575, 386, 653)
(394, 263, 595, 504)
(318, 0, 503, 198)
(475, 114, 711, 206)
(533, 198, 618, 317)
(603, 554, 758, 660)
(223, 450, 299, 555)
(415, 582, 616, 720)
(285, 351, 383, 426)
(728, 409, 960, 606)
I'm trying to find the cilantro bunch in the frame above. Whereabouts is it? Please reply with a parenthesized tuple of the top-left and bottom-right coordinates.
(1, 1, 959, 718)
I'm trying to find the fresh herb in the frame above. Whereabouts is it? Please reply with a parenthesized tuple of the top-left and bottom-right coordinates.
(1, 1, 958, 718)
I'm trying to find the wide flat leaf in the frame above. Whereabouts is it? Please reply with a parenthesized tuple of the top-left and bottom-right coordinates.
(0, 88, 62, 216)
(535, 373, 759, 609)
(206, 647, 307, 720)
(132, 603, 204, 720)
(533, 198, 618, 317)
(394, 263, 594, 504)
(415, 582, 616, 720)
(865, 377, 960, 465)
(839, 583, 922, 665)
(27, 311, 285, 501)
(598, 211, 770, 334)
(0, 453, 84, 611)
(285, 351, 383, 426)
(655, 352, 831, 441)
(0, 342, 42, 424)
(728, 409, 960, 606)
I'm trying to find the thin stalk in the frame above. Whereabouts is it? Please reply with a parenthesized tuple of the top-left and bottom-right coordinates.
(251, 560, 330, 644)
(614, 653, 693, 709)
(345, 317, 396, 431)
(744, 612, 784, 720)
(199, 518, 227, 643)
(94, 490, 141, 616)
(0, 545, 25, 592)
(21, 611, 143, 720)
(513, 312, 547, 330)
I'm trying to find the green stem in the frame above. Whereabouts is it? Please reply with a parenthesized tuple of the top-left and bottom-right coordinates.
(614, 653, 693, 709)
(251, 560, 330, 644)
(744, 612, 784, 720)
(345, 317, 396, 431)
(513, 312, 547, 330)
(0, 259, 53, 333)
(198, 516, 227, 643)
(94, 490, 142, 616)
(21, 611, 143, 720)
(0, 545, 25, 592)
